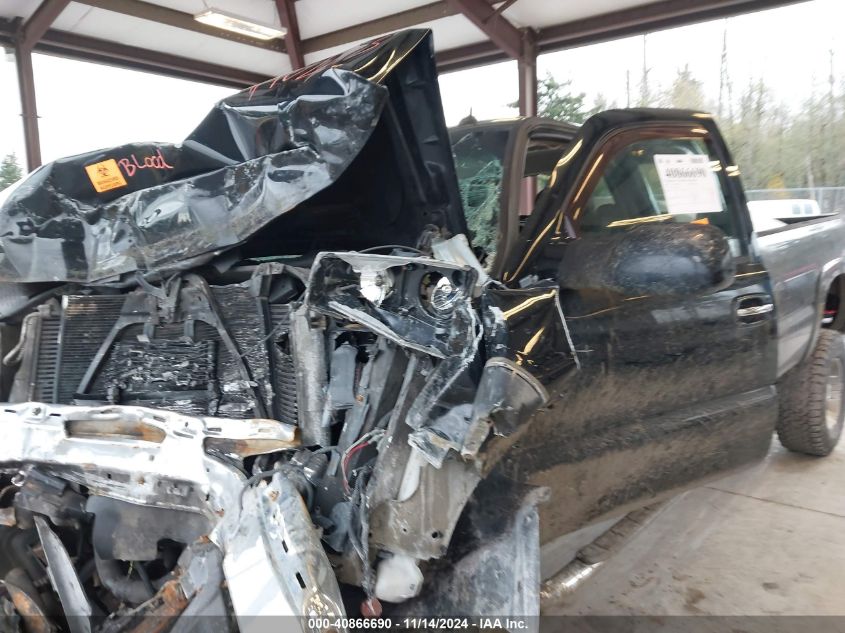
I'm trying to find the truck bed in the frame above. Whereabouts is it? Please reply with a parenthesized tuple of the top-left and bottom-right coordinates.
(755, 212, 845, 377)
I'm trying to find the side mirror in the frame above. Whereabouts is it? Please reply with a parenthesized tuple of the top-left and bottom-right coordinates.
(558, 222, 736, 296)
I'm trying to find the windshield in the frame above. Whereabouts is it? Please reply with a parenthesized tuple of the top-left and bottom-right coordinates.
(449, 127, 510, 263)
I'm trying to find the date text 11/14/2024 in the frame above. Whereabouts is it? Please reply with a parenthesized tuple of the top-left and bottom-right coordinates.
(306, 617, 530, 630)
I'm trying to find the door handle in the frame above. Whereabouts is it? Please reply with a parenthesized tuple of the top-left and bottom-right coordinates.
(736, 295, 774, 323)
(737, 303, 773, 318)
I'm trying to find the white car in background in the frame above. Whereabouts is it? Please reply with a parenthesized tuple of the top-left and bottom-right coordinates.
(748, 198, 821, 231)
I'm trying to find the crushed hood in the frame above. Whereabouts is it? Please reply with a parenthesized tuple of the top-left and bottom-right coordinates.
(0, 29, 466, 283)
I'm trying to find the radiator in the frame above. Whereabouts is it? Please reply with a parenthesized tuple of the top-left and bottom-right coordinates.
(28, 287, 298, 424)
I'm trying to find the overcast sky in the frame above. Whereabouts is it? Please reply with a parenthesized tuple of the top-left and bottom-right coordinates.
(1, 0, 844, 171)
(439, 0, 845, 122)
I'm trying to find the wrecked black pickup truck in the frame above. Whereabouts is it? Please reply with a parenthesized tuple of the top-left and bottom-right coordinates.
(0, 28, 843, 631)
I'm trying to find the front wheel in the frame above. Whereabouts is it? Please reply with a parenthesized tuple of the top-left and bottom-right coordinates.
(777, 329, 845, 456)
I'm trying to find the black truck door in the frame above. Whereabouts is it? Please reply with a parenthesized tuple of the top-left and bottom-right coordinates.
(490, 111, 779, 542)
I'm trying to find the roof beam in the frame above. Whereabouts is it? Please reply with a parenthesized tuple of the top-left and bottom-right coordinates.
(301, 2, 458, 53)
(17, 0, 70, 51)
(57, 0, 450, 61)
(73, 0, 286, 53)
(275, 0, 304, 69)
(0, 19, 269, 88)
(298, 0, 512, 54)
(489, 0, 521, 20)
(538, 0, 804, 52)
(2, 0, 811, 84)
(437, 0, 808, 72)
(443, 0, 525, 60)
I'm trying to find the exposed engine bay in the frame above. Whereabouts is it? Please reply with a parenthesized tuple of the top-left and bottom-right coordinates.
(0, 242, 558, 631)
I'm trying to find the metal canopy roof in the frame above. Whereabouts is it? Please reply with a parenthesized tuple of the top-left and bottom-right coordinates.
(0, 0, 807, 171)
(0, 0, 806, 88)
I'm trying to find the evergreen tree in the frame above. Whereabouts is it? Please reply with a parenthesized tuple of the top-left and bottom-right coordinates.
(639, 35, 654, 106)
(587, 93, 617, 118)
(0, 153, 22, 190)
(661, 65, 709, 110)
(508, 73, 590, 123)
(509, 74, 614, 123)
(506, 60, 845, 194)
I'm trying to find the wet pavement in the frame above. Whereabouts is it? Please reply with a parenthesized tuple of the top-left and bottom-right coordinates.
(542, 436, 845, 616)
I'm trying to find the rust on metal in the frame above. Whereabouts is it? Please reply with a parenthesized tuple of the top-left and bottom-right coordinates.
(203, 436, 300, 458)
(6, 570, 54, 633)
(64, 419, 166, 443)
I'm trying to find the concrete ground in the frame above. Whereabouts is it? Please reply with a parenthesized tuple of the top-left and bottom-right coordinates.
(542, 436, 845, 616)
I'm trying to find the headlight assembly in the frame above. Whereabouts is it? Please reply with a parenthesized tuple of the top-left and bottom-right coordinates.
(359, 269, 393, 306)
(421, 272, 461, 316)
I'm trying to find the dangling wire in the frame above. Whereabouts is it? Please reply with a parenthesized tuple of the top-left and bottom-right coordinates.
(341, 429, 385, 494)
(348, 462, 376, 600)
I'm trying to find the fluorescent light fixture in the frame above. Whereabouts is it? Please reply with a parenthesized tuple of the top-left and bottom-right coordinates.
(194, 9, 286, 41)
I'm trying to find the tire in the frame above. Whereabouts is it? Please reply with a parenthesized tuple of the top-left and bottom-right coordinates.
(777, 329, 845, 456)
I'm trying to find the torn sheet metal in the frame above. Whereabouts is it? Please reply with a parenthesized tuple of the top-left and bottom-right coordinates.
(96, 544, 223, 633)
(306, 252, 478, 359)
(33, 516, 92, 633)
(0, 73, 382, 283)
(0, 403, 294, 514)
(402, 285, 571, 467)
(431, 234, 490, 291)
(98, 579, 189, 633)
(481, 285, 580, 382)
(222, 472, 346, 630)
(393, 489, 546, 631)
(0, 403, 344, 626)
(369, 456, 481, 561)
(0, 30, 465, 283)
(461, 357, 549, 458)
(172, 541, 231, 625)
(408, 357, 549, 467)
(365, 359, 483, 561)
(407, 404, 474, 468)
(290, 304, 330, 446)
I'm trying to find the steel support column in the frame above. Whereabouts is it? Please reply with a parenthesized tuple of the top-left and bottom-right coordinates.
(517, 31, 537, 117)
(14, 45, 41, 171)
(517, 32, 537, 215)
(13, 0, 71, 171)
(275, 0, 304, 69)
(444, 0, 537, 116)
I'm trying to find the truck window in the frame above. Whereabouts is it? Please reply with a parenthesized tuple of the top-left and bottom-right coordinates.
(577, 136, 741, 251)
(450, 128, 510, 262)
(520, 137, 573, 216)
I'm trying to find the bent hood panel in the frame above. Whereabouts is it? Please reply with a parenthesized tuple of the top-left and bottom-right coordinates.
(0, 29, 465, 283)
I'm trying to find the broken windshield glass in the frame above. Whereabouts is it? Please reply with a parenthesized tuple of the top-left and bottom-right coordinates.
(450, 127, 510, 263)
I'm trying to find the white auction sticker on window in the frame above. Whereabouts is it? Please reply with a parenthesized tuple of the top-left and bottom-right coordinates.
(653, 154, 723, 215)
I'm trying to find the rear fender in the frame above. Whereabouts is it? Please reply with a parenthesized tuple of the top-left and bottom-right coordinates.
(804, 257, 845, 363)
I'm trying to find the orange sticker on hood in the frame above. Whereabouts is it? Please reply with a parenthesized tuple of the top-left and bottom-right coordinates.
(85, 159, 128, 193)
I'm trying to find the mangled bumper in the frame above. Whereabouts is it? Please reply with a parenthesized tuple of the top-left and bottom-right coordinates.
(0, 403, 345, 630)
